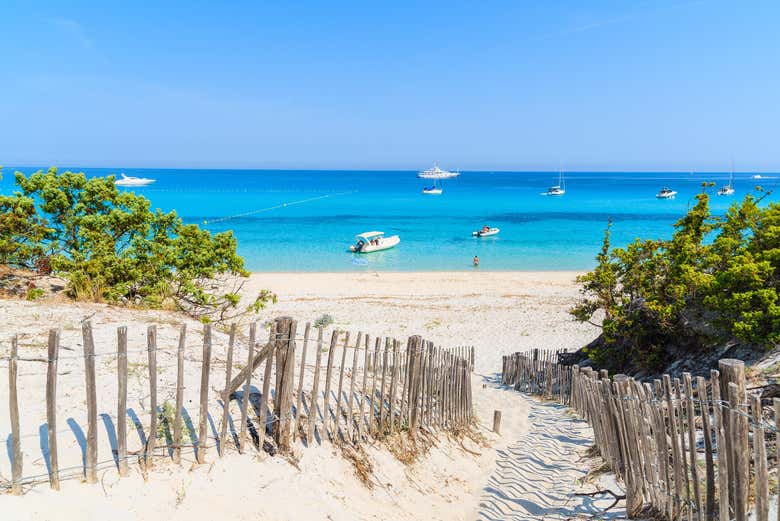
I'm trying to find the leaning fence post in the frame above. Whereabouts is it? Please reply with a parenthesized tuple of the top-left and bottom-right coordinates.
(82, 321, 98, 484)
(9, 335, 22, 495)
(46, 329, 60, 490)
(197, 324, 212, 464)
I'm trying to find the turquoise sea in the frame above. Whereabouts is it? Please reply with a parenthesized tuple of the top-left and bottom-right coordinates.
(3, 168, 778, 272)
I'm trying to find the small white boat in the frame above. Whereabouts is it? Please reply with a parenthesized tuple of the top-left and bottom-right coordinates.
(717, 171, 735, 196)
(656, 187, 677, 199)
(472, 227, 500, 238)
(542, 170, 566, 196)
(349, 231, 400, 253)
(115, 173, 156, 187)
(418, 165, 460, 179)
(422, 179, 443, 195)
(753, 174, 763, 179)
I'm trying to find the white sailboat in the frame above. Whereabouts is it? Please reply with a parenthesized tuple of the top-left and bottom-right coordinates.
(717, 167, 735, 196)
(542, 170, 565, 196)
(422, 179, 443, 195)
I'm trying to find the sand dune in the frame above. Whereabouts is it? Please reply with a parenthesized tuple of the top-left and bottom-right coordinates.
(0, 271, 604, 520)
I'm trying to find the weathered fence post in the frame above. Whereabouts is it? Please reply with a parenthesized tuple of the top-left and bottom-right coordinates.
(308, 327, 324, 443)
(358, 333, 370, 439)
(9, 335, 22, 495)
(172, 324, 186, 464)
(117, 326, 129, 474)
(751, 394, 769, 521)
(493, 410, 501, 434)
(46, 329, 60, 490)
(293, 322, 311, 441)
(719, 359, 747, 521)
(146, 325, 158, 470)
(239, 322, 258, 453)
(322, 330, 339, 439)
(197, 324, 212, 464)
(82, 322, 98, 484)
(259, 323, 275, 438)
(696, 375, 715, 521)
(219, 323, 237, 456)
(275, 317, 297, 452)
(379, 337, 390, 431)
(346, 332, 362, 440)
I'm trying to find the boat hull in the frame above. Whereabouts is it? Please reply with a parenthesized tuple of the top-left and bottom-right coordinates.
(473, 228, 500, 237)
(656, 192, 677, 199)
(116, 180, 155, 187)
(350, 235, 401, 253)
(422, 189, 442, 195)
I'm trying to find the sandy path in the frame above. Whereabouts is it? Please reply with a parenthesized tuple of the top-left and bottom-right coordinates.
(476, 391, 626, 521)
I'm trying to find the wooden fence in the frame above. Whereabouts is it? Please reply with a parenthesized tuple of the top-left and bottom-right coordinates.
(502, 351, 780, 521)
(501, 349, 572, 405)
(2, 316, 474, 495)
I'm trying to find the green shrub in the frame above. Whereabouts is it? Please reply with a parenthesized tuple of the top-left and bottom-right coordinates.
(1, 167, 275, 321)
(572, 185, 778, 371)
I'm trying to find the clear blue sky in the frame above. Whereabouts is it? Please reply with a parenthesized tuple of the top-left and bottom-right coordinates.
(1, 1, 778, 171)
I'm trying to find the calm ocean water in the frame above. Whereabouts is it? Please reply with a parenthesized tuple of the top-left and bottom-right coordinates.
(3, 168, 777, 272)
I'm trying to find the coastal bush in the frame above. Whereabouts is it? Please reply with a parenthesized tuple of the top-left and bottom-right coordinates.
(0, 167, 275, 321)
(571, 184, 779, 372)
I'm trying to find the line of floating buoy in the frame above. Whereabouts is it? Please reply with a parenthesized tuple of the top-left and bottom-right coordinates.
(202, 190, 358, 225)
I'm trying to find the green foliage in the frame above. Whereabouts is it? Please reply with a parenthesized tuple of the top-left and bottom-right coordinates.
(25, 287, 45, 301)
(572, 188, 778, 372)
(0, 167, 275, 321)
(314, 313, 334, 329)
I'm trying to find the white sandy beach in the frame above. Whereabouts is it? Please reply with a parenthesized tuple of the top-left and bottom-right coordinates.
(0, 271, 608, 520)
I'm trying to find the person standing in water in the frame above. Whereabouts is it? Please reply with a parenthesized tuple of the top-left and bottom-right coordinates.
(473, 255, 479, 267)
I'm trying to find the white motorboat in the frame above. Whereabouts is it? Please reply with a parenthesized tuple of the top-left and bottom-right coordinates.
(417, 165, 460, 179)
(472, 227, 500, 238)
(422, 179, 443, 195)
(753, 174, 763, 179)
(542, 171, 565, 196)
(349, 231, 400, 253)
(656, 187, 677, 199)
(717, 171, 735, 196)
(115, 173, 156, 187)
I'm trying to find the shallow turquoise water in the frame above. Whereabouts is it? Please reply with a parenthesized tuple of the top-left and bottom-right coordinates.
(3, 168, 777, 271)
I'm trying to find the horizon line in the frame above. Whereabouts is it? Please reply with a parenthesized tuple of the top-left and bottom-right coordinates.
(3, 164, 777, 175)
